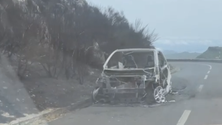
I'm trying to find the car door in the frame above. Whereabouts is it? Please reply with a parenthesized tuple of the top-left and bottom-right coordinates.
(157, 51, 171, 87)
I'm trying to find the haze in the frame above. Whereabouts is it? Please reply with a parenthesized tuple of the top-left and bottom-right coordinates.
(87, 0, 222, 52)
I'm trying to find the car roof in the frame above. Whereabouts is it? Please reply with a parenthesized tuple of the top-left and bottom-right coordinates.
(115, 48, 159, 52)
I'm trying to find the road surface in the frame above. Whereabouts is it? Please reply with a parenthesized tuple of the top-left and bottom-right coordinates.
(49, 62, 222, 125)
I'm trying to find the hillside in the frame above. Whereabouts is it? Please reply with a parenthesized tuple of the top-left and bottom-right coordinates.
(197, 46, 222, 59)
(0, 0, 155, 85)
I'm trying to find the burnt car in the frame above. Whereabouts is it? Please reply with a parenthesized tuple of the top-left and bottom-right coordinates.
(92, 48, 172, 104)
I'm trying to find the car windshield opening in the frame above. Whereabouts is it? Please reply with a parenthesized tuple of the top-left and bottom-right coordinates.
(106, 51, 155, 69)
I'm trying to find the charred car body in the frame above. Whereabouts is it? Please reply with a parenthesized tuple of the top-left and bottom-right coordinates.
(92, 48, 172, 104)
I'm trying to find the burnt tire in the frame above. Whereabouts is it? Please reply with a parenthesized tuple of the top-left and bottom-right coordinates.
(145, 83, 156, 105)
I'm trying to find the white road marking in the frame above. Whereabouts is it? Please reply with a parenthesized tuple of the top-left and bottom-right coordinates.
(198, 85, 204, 92)
(198, 64, 212, 80)
(209, 65, 212, 70)
(204, 75, 208, 80)
(177, 110, 191, 125)
(200, 64, 212, 70)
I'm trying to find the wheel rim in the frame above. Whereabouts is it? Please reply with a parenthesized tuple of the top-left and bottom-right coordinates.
(153, 86, 166, 103)
(92, 88, 100, 102)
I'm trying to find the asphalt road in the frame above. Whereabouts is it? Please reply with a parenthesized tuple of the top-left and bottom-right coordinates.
(49, 62, 222, 125)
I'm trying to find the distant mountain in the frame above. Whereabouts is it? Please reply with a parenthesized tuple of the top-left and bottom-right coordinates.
(162, 50, 200, 59)
(197, 46, 222, 59)
(154, 38, 222, 59)
(154, 38, 222, 53)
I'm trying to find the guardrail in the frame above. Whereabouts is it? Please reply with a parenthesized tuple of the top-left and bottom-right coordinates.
(167, 59, 222, 63)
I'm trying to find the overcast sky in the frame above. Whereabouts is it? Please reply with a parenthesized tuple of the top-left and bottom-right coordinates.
(87, 0, 222, 51)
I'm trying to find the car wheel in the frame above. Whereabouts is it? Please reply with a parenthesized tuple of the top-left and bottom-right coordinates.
(153, 86, 166, 103)
(92, 87, 100, 103)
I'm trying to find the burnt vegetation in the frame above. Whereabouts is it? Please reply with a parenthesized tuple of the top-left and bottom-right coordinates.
(0, 0, 157, 82)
